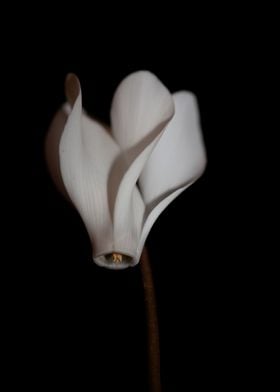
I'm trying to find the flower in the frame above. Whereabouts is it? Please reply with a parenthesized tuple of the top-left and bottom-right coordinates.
(46, 71, 207, 269)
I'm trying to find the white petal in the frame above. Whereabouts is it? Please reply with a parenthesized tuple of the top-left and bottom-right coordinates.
(138, 91, 207, 253)
(45, 104, 70, 198)
(110, 71, 175, 263)
(110, 70, 174, 156)
(59, 76, 121, 261)
(113, 139, 158, 261)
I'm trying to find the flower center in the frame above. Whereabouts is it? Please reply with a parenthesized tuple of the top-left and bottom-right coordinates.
(112, 253, 123, 264)
(105, 253, 132, 265)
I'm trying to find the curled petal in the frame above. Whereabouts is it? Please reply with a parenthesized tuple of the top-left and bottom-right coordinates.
(138, 91, 207, 253)
(59, 75, 121, 263)
(110, 71, 175, 263)
(110, 70, 175, 158)
(45, 104, 70, 198)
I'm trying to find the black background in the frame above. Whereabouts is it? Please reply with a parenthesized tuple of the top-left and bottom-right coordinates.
(2, 13, 257, 391)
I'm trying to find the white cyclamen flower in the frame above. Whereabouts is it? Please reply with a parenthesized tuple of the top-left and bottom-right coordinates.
(46, 71, 207, 269)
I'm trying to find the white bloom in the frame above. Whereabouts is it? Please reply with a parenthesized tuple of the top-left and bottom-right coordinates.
(46, 71, 207, 269)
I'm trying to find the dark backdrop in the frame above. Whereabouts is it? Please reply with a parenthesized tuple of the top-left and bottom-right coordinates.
(3, 20, 250, 391)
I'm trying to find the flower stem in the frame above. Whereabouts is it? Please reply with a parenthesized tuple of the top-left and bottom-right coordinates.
(140, 248, 161, 392)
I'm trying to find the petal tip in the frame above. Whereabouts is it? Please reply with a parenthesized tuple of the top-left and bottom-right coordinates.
(65, 73, 81, 106)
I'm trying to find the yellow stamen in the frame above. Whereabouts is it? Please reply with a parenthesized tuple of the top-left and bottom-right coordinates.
(112, 253, 123, 264)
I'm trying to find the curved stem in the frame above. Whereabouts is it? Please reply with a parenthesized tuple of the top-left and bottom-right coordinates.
(140, 247, 161, 392)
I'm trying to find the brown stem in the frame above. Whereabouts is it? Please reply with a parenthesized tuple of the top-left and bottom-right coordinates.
(140, 247, 161, 392)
